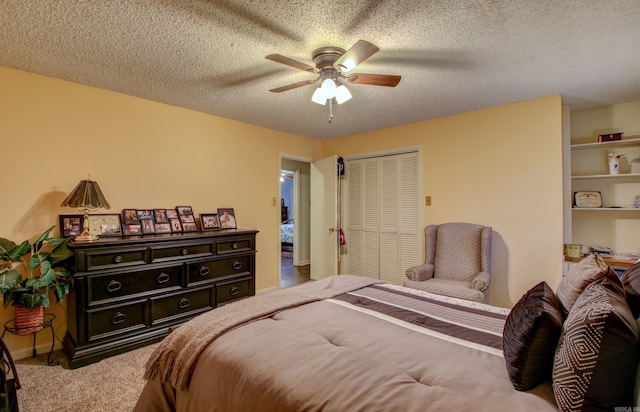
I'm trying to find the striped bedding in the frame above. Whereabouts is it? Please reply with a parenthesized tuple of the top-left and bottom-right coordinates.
(135, 279, 558, 411)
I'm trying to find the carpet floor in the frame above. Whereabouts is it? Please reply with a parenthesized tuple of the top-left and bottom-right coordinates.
(15, 343, 157, 412)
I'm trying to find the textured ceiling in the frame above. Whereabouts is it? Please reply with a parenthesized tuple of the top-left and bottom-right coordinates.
(2, 1, 639, 140)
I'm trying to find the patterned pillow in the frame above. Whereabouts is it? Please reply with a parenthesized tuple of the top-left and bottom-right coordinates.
(620, 261, 640, 318)
(556, 253, 608, 315)
(503, 281, 564, 391)
(552, 273, 640, 410)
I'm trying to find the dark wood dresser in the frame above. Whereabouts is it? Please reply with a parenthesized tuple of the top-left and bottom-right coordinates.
(63, 229, 257, 369)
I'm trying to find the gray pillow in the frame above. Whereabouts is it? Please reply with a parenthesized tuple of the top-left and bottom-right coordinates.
(553, 273, 639, 410)
(556, 253, 608, 314)
(503, 281, 564, 391)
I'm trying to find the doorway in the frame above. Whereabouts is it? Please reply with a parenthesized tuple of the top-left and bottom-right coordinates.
(280, 157, 311, 288)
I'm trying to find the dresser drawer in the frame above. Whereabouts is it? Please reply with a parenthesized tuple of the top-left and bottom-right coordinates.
(150, 241, 213, 263)
(86, 299, 147, 342)
(215, 236, 254, 255)
(80, 247, 147, 271)
(215, 276, 253, 306)
(150, 287, 214, 325)
(87, 264, 183, 306)
(186, 255, 251, 286)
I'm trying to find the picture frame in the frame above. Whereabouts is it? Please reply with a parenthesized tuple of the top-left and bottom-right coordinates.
(137, 209, 155, 220)
(176, 206, 195, 223)
(154, 222, 172, 233)
(573, 191, 603, 208)
(59, 214, 84, 237)
(166, 209, 179, 219)
(122, 224, 142, 236)
(217, 208, 237, 229)
(169, 218, 183, 233)
(141, 219, 156, 234)
(199, 213, 220, 231)
(181, 222, 198, 232)
(88, 214, 123, 237)
(154, 209, 169, 223)
(123, 209, 140, 225)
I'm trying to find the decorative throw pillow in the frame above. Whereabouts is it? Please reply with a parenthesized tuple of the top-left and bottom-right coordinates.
(556, 253, 608, 315)
(503, 281, 564, 391)
(553, 275, 639, 411)
(621, 261, 640, 318)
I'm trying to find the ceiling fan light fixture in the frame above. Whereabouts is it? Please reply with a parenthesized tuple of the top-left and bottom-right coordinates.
(320, 78, 336, 97)
(311, 87, 327, 105)
(335, 85, 352, 104)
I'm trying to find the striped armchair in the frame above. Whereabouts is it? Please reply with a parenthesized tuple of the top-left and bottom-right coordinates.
(403, 222, 492, 303)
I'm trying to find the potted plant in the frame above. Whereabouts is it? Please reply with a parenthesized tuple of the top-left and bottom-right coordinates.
(0, 226, 73, 333)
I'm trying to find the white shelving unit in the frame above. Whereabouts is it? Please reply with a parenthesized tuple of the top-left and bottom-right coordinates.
(569, 135, 640, 255)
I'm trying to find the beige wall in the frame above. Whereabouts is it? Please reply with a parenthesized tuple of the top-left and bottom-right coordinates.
(324, 95, 565, 308)
(1, 66, 565, 356)
(0, 67, 322, 355)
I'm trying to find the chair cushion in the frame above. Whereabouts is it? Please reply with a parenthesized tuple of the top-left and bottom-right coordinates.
(555, 253, 609, 315)
(433, 223, 483, 282)
(552, 274, 639, 411)
(620, 261, 640, 318)
(403, 278, 485, 302)
(503, 281, 564, 391)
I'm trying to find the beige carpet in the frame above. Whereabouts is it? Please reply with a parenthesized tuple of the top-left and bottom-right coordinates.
(15, 343, 158, 412)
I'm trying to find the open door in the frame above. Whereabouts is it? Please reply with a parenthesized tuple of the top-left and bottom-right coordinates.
(310, 155, 338, 280)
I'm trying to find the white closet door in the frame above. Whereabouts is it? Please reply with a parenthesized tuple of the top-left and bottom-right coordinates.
(398, 153, 421, 284)
(361, 160, 380, 278)
(343, 151, 420, 284)
(346, 161, 363, 276)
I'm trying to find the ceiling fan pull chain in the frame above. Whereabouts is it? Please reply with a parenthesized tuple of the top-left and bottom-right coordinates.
(328, 99, 333, 123)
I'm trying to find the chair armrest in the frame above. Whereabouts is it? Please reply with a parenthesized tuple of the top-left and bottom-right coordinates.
(405, 263, 434, 281)
(471, 271, 490, 292)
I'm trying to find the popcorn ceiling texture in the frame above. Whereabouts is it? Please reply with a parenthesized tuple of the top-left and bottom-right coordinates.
(1, 1, 639, 140)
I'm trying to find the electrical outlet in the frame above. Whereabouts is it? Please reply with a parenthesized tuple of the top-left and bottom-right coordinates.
(425, 196, 431, 206)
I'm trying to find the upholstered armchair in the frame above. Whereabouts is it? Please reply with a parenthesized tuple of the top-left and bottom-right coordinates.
(403, 222, 492, 303)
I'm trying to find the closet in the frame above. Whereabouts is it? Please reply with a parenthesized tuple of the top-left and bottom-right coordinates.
(342, 151, 421, 285)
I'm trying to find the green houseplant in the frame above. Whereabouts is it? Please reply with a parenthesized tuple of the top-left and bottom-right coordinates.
(0, 226, 73, 330)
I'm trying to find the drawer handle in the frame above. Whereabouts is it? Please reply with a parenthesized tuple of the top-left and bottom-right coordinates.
(232, 243, 238, 250)
(181, 248, 189, 255)
(178, 298, 190, 309)
(230, 286, 240, 296)
(157, 273, 170, 284)
(114, 255, 123, 263)
(232, 261, 242, 270)
(199, 266, 210, 276)
(112, 312, 126, 325)
(107, 280, 122, 293)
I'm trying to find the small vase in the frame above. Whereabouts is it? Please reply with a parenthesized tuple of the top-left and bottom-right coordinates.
(13, 305, 44, 334)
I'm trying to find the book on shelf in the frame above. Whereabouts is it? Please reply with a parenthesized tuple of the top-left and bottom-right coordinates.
(597, 132, 624, 142)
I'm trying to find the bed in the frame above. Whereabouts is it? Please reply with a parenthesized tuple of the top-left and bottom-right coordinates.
(135, 275, 569, 411)
(280, 222, 294, 247)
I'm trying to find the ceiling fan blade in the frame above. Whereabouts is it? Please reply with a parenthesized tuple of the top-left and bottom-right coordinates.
(345, 73, 401, 87)
(334, 40, 379, 72)
(269, 79, 318, 93)
(265, 54, 316, 73)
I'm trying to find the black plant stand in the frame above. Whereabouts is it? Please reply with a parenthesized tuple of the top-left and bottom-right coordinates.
(2, 314, 57, 366)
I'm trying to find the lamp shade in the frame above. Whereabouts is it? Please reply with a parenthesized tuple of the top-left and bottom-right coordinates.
(335, 85, 352, 104)
(61, 178, 110, 209)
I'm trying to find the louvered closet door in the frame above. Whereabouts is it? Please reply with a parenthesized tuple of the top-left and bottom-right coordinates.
(343, 152, 420, 284)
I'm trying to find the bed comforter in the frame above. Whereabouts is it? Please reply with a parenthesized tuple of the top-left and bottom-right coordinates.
(135, 275, 557, 412)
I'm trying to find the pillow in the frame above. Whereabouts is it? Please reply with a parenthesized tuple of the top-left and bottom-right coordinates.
(621, 261, 640, 318)
(553, 274, 640, 411)
(503, 281, 564, 391)
(556, 253, 608, 314)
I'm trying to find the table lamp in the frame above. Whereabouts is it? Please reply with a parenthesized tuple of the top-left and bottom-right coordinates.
(61, 176, 111, 241)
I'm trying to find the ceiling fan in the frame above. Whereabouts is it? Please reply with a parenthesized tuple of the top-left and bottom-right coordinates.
(266, 40, 401, 122)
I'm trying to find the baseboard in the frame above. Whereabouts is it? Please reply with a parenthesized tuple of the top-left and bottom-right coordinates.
(257, 286, 279, 295)
(11, 341, 63, 361)
(296, 259, 310, 266)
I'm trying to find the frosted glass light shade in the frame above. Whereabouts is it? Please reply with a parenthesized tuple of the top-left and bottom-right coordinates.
(311, 87, 327, 105)
(335, 85, 352, 104)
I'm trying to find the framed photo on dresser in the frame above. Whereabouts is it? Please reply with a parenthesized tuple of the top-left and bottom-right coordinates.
(217, 208, 236, 229)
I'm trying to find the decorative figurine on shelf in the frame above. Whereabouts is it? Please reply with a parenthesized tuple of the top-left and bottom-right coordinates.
(608, 152, 626, 175)
(634, 195, 640, 208)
